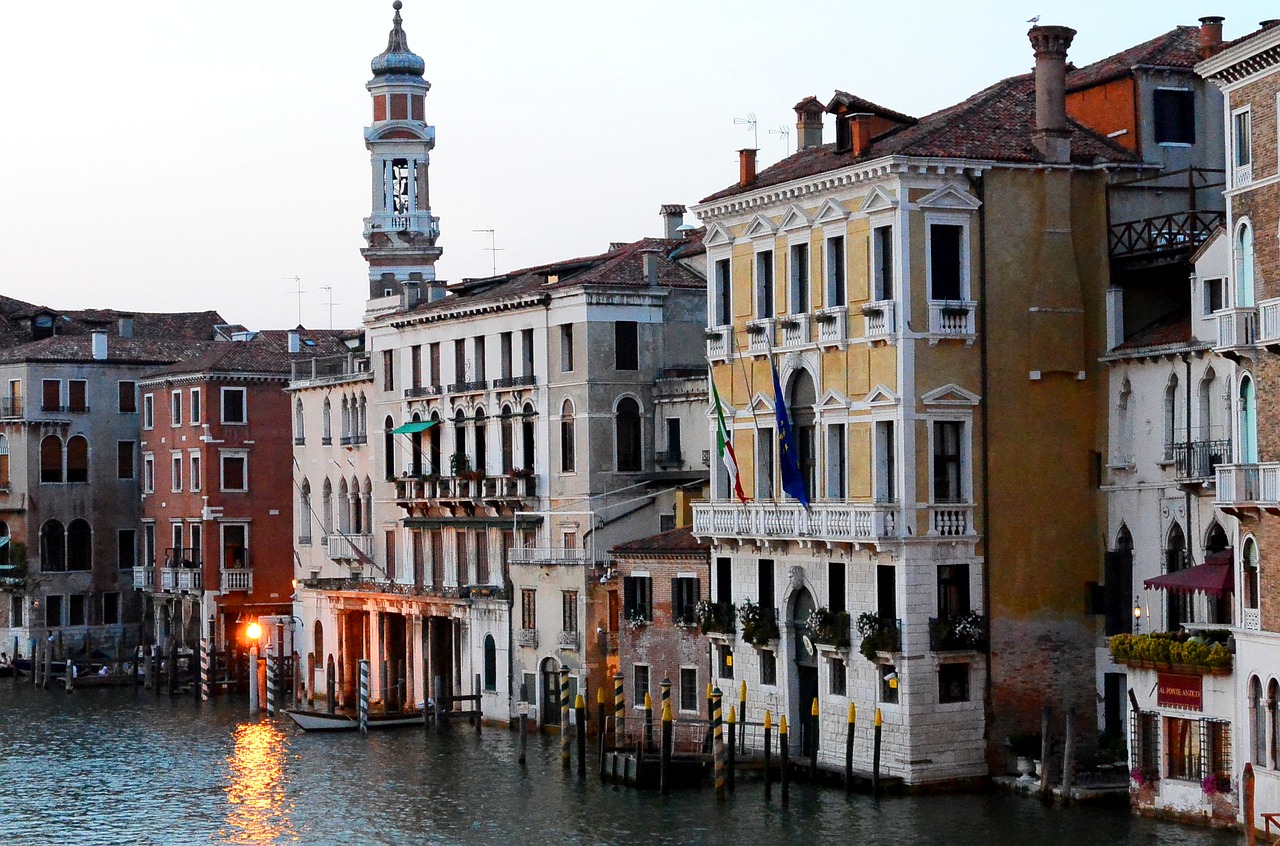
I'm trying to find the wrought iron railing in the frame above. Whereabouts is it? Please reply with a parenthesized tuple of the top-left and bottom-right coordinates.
(1108, 210, 1224, 259)
(1171, 440, 1230, 481)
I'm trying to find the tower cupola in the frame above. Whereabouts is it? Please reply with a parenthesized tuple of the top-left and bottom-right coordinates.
(371, 1, 426, 78)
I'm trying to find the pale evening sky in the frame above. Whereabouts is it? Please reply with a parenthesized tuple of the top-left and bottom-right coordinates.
(0, 1, 1271, 331)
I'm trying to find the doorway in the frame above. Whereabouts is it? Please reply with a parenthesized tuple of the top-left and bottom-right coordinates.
(790, 587, 818, 756)
(540, 657, 562, 729)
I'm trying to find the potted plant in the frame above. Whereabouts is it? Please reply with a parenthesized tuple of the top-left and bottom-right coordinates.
(695, 600, 736, 636)
(807, 606, 851, 648)
(855, 612, 900, 661)
(738, 599, 779, 646)
(1009, 732, 1041, 779)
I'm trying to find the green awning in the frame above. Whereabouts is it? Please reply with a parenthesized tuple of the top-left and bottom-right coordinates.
(391, 420, 437, 434)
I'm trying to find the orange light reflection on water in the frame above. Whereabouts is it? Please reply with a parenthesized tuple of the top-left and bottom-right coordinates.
(221, 720, 298, 844)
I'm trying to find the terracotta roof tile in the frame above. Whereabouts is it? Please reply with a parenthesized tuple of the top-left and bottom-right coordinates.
(1065, 27, 1202, 91)
(142, 329, 352, 379)
(611, 527, 710, 555)
(1113, 310, 1193, 352)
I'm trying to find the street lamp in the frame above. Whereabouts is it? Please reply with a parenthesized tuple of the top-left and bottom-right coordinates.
(246, 621, 262, 642)
(1133, 596, 1142, 634)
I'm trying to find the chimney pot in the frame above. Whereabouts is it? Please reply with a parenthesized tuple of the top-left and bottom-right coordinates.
(794, 97, 825, 151)
(1028, 24, 1077, 164)
(641, 249, 662, 286)
(1199, 16, 1225, 58)
(849, 113, 875, 157)
(738, 148, 758, 187)
(91, 329, 108, 360)
(660, 204, 687, 239)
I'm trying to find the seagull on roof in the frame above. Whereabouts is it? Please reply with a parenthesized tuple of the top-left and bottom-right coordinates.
(1027, 15, 1040, 23)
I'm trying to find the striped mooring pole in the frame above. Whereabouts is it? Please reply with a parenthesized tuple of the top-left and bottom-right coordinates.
(659, 677, 671, 721)
(358, 659, 371, 734)
(560, 667, 571, 770)
(712, 686, 725, 802)
(613, 672, 625, 749)
(199, 637, 211, 703)
(265, 645, 278, 716)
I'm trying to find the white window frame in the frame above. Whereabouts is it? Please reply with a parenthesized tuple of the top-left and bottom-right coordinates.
(142, 452, 155, 494)
(756, 426, 775, 499)
(632, 663, 651, 710)
(170, 450, 182, 492)
(221, 523, 250, 570)
(678, 665, 700, 714)
(710, 252, 732, 327)
(754, 246, 775, 319)
(823, 229, 847, 309)
(219, 450, 249, 492)
(787, 237, 810, 315)
(1232, 105, 1252, 169)
(220, 387, 248, 425)
(873, 415, 897, 504)
(927, 416, 971, 505)
(189, 449, 202, 492)
(190, 387, 202, 425)
(142, 393, 155, 430)
(869, 216, 896, 303)
(824, 421, 847, 500)
(925, 213, 972, 303)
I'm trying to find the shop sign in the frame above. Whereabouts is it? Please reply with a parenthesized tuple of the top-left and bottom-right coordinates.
(1157, 672, 1203, 710)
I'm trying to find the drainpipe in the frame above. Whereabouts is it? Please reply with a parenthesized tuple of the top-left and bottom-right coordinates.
(1184, 354, 1195, 568)
(968, 172, 993, 733)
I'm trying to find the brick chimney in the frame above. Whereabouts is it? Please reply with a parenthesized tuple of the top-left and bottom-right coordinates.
(1028, 24, 1077, 164)
(794, 96, 825, 150)
(660, 204, 686, 239)
(850, 114, 875, 157)
(739, 148, 757, 187)
(1199, 16, 1225, 58)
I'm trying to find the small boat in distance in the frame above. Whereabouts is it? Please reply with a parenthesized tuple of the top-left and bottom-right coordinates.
(285, 709, 425, 732)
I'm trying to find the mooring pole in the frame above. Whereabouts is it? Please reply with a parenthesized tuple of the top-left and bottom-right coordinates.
(1062, 706, 1076, 803)
(660, 702, 673, 795)
(1038, 704, 1052, 799)
(727, 705, 737, 792)
(1245, 762, 1257, 846)
(739, 680, 748, 754)
(596, 686, 606, 774)
(644, 692, 654, 751)
(518, 681, 529, 766)
(560, 668, 571, 769)
(779, 715, 790, 806)
(872, 707, 883, 796)
(712, 687, 725, 802)
(659, 677, 671, 726)
(247, 645, 259, 713)
(358, 659, 371, 734)
(810, 698, 820, 779)
(613, 673, 625, 751)
(763, 710, 773, 801)
(575, 694, 587, 778)
(845, 703, 856, 793)
(326, 655, 336, 715)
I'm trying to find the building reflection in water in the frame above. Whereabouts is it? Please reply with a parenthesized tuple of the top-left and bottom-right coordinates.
(222, 720, 297, 844)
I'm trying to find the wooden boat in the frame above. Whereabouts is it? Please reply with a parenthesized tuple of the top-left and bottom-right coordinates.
(285, 708, 424, 732)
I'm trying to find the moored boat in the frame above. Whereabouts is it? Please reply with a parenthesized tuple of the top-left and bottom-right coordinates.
(285, 709, 425, 732)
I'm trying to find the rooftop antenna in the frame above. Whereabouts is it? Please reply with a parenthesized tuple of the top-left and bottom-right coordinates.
(283, 276, 304, 325)
(320, 286, 337, 330)
(734, 112, 758, 150)
(473, 229, 503, 277)
(769, 125, 792, 156)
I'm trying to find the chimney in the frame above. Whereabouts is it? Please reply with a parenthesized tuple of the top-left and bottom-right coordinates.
(1028, 24, 1077, 164)
(402, 279, 421, 308)
(91, 329, 107, 360)
(641, 249, 661, 286)
(288, 329, 301, 353)
(794, 96, 824, 150)
(117, 317, 133, 338)
(426, 279, 447, 302)
(739, 148, 757, 187)
(660, 204, 687, 239)
(1199, 16, 1225, 58)
(849, 114, 875, 157)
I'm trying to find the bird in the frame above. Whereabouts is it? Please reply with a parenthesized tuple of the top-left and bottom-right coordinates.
(1027, 15, 1040, 23)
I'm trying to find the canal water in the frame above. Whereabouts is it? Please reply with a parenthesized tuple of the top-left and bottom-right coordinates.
(0, 684, 1240, 846)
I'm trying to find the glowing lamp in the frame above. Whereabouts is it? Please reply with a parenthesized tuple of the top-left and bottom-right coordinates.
(246, 622, 262, 641)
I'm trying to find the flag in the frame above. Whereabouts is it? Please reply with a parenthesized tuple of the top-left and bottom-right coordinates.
(710, 375, 748, 503)
(771, 358, 810, 509)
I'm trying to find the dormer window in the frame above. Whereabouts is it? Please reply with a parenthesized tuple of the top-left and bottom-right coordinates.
(32, 314, 54, 340)
(1153, 88, 1195, 145)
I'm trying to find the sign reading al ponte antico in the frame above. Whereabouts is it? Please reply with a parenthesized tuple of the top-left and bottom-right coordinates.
(1157, 673, 1204, 711)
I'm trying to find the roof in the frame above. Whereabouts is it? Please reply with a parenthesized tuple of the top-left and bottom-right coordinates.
(826, 91, 917, 125)
(1113, 310, 1193, 351)
(1065, 26, 1202, 91)
(141, 329, 352, 380)
(0, 336, 215, 366)
(611, 527, 710, 556)
(700, 73, 1139, 203)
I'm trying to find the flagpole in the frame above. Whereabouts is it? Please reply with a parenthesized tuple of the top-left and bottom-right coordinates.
(729, 323, 769, 503)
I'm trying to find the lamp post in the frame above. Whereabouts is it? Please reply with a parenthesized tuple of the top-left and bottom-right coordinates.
(1133, 596, 1142, 634)
(246, 621, 262, 713)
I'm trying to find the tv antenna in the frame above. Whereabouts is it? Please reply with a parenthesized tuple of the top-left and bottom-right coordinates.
(473, 229, 503, 277)
(319, 286, 337, 330)
(283, 275, 304, 325)
(734, 113, 758, 149)
(769, 125, 791, 156)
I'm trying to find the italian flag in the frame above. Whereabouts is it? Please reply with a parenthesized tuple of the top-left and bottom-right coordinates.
(711, 376, 748, 503)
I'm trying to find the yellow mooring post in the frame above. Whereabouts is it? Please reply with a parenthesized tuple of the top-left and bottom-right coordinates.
(779, 715, 790, 805)
(575, 694, 587, 778)
(727, 705, 737, 792)
(596, 687, 607, 775)
(644, 691, 654, 751)
(810, 698, 820, 779)
(660, 701, 674, 795)
(844, 703, 856, 793)
(872, 707, 883, 796)
(712, 687, 725, 802)
(763, 709, 774, 801)
(738, 680, 747, 754)
(614, 672, 626, 751)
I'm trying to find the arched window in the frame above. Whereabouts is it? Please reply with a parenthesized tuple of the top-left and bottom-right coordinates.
(1244, 536, 1259, 610)
(409, 412, 424, 476)
(615, 397, 641, 472)
(1251, 676, 1266, 764)
(362, 477, 373, 532)
(0, 433, 9, 490)
(350, 477, 363, 534)
(500, 405, 514, 473)
(67, 518, 91, 571)
(358, 395, 367, 439)
(1117, 380, 1134, 466)
(299, 480, 312, 544)
(1198, 368, 1217, 442)
(321, 478, 333, 534)
(338, 478, 350, 533)
(294, 399, 305, 444)
(384, 415, 396, 480)
(1163, 375, 1178, 462)
(788, 369, 818, 499)
(474, 408, 487, 475)
(66, 435, 89, 483)
(40, 519, 65, 572)
(428, 411, 442, 476)
(341, 396, 351, 440)
(0, 521, 9, 568)
(452, 409, 468, 473)
(483, 634, 497, 692)
(40, 435, 63, 483)
(313, 620, 324, 675)
(560, 399, 576, 473)
(322, 398, 332, 444)
(1237, 221, 1255, 307)
(1270, 679, 1279, 769)
(521, 403, 535, 472)
(1240, 374, 1257, 464)
(1165, 523, 1188, 631)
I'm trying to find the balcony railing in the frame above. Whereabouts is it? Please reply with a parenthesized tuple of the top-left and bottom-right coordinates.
(340, 434, 368, 446)
(221, 569, 253, 593)
(707, 325, 734, 360)
(808, 307, 846, 346)
(509, 547, 588, 566)
(1, 398, 22, 419)
(1107, 210, 1224, 259)
(1171, 440, 1230, 481)
(1215, 306, 1258, 351)
(395, 474, 534, 503)
(745, 319, 774, 354)
(1258, 298, 1280, 346)
(928, 504, 975, 536)
(655, 449, 683, 468)
(1244, 608, 1261, 631)
(928, 300, 977, 337)
(929, 614, 988, 652)
(290, 352, 371, 384)
(131, 566, 155, 591)
(558, 630, 580, 650)
(1215, 463, 1280, 508)
(861, 301, 895, 340)
(517, 629, 539, 648)
(326, 533, 375, 562)
(692, 500, 896, 544)
(1235, 162, 1253, 188)
(363, 211, 440, 238)
(404, 385, 443, 399)
(447, 380, 488, 394)
(159, 567, 201, 592)
(492, 374, 537, 389)
(164, 547, 200, 568)
(776, 314, 811, 349)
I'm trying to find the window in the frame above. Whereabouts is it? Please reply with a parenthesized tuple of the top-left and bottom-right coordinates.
(634, 664, 650, 708)
(116, 441, 134, 479)
(170, 391, 182, 426)
(410, 345, 422, 389)
(0, 435, 8, 490)
(830, 657, 847, 697)
(1206, 720, 1231, 782)
(929, 224, 964, 301)
(560, 324, 574, 372)
(190, 388, 201, 425)
(499, 332, 514, 380)
(760, 649, 777, 686)
(615, 321, 638, 371)
(472, 337, 486, 382)
(1203, 278, 1224, 314)
(755, 250, 774, 318)
(1237, 222, 1256, 308)
(66, 436, 88, 483)
(1234, 109, 1252, 168)
(118, 381, 136, 413)
(826, 423, 846, 499)
(880, 664, 899, 704)
(557, 400, 576, 473)
(1244, 537, 1259, 610)
(875, 420, 896, 502)
(102, 592, 120, 625)
(680, 667, 698, 712)
(42, 379, 60, 412)
(221, 387, 247, 424)
(221, 453, 247, 491)
(872, 225, 893, 301)
(68, 380, 88, 413)
(672, 576, 699, 625)
(143, 453, 155, 493)
(190, 452, 202, 492)
(758, 558, 775, 618)
(40, 520, 65, 572)
(829, 561, 846, 612)
(1167, 716, 1201, 781)
(718, 643, 734, 679)
(713, 258, 732, 325)
(68, 594, 86, 626)
(382, 349, 395, 392)
(483, 636, 497, 692)
(45, 594, 62, 628)
(9, 595, 21, 628)
(142, 393, 154, 429)
(171, 452, 182, 492)
(142, 523, 155, 567)
(825, 236, 846, 306)
(429, 342, 442, 386)
(789, 242, 809, 313)
(939, 663, 969, 703)
(615, 397, 641, 472)
(756, 430, 774, 498)
(932, 421, 964, 503)
(222, 524, 248, 568)
(623, 575, 653, 622)
(562, 590, 578, 633)
(665, 418, 681, 463)
(40, 435, 62, 483)
(521, 588, 536, 630)
(66, 519, 91, 571)
(118, 530, 135, 571)
(1153, 88, 1195, 144)
(453, 338, 465, 384)
(521, 329, 534, 377)
(937, 565, 971, 618)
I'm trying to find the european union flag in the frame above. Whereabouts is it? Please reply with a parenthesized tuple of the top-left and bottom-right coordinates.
(770, 358, 809, 509)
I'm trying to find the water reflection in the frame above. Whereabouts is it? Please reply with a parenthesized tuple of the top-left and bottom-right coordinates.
(221, 720, 297, 845)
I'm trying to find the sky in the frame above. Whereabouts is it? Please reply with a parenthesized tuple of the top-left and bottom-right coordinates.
(0, 1, 1273, 331)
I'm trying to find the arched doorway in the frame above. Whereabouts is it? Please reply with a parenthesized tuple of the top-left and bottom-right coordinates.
(789, 586, 818, 756)
(539, 657, 561, 728)
(1165, 523, 1188, 632)
(786, 369, 817, 500)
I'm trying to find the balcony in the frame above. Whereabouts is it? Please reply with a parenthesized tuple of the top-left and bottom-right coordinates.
(1214, 306, 1257, 354)
(221, 569, 253, 593)
(517, 629, 539, 648)
(861, 301, 895, 341)
(404, 385, 443, 399)
(1234, 162, 1253, 189)
(1, 398, 21, 419)
(1215, 463, 1280, 511)
(776, 314, 811, 349)
(1171, 439, 1230, 485)
(706, 325, 734, 361)
(339, 434, 368, 446)
(509, 547, 588, 566)
(1107, 210, 1224, 260)
(131, 566, 155, 591)
(927, 504, 975, 536)
(692, 500, 896, 545)
(927, 300, 977, 340)
(812, 306, 848, 346)
(1258, 299, 1280, 348)
(326, 533, 375, 562)
(745, 318, 774, 355)
(363, 211, 440, 239)
(159, 567, 201, 592)
(290, 352, 370, 386)
(164, 547, 200, 568)
(655, 449, 683, 469)
(447, 380, 488, 394)
(492, 374, 537, 389)
(395, 473, 535, 505)
(1244, 608, 1261, 631)
(558, 630, 580, 651)
(929, 613, 988, 652)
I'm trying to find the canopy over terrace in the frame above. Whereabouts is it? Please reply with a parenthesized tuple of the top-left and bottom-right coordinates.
(1143, 549, 1235, 598)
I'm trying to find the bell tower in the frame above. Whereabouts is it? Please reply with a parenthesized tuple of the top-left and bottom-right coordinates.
(362, 1, 441, 305)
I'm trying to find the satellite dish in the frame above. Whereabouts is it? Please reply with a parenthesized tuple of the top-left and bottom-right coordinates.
(802, 634, 815, 656)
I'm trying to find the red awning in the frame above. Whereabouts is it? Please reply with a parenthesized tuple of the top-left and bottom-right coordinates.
(1143, 562, 1234, 597)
